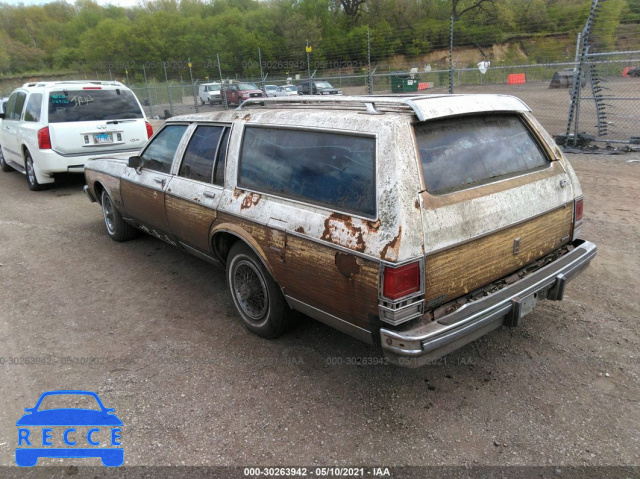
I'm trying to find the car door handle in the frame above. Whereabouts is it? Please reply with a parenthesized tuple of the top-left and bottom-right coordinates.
(203, 191, 216, 199)
(153, 177, 165, 186)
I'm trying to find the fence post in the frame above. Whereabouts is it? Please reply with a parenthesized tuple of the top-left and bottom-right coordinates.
(163, 61, 174, 117)
(449, 16, 454, 94)
(367, 28, 373, 95)
(217, 53, 228, 110)
(143, 64, 153, 119)
(188, 59, 199, 113)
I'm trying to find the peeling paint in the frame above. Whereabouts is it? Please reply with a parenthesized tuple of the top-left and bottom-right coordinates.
(240, 192, 261, 210)
(321, 213, 366, 253)
(381, 226, 402, 261)
(294, 226, 305, 234)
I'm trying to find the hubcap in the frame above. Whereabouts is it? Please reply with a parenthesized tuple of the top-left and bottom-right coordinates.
(103, 195, 115, 234)
(27, 158, 35, 185)
(233, 260, 268, 322)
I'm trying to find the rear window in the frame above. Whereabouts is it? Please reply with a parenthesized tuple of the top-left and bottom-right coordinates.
(415, 114, 550, 195)
(48, 88, 143, 123)
(238, 127, 376, 218)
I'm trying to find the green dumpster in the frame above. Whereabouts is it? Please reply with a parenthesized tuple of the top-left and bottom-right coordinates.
(391, 72, 418, 93)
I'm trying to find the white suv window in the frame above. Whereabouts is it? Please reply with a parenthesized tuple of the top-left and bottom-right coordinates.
(24, 94, 42, 122)
(48, 89, 143, 123)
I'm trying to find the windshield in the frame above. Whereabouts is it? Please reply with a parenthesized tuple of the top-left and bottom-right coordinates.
(238, 83, 259, 90)
(206, 84, 221, 91)
(48, 89, 143, 123)
(314, 82, 333, 89)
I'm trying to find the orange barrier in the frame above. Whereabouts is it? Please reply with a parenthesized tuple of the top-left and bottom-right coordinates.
(622, 67, 629, 76)
(418, 82, 430, 90)
(507, 73, 526, 85)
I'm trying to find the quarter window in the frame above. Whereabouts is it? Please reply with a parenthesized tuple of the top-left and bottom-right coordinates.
(141, 125, 188, 174)
(24, 94, 42, 122)
(179, 126, 224, 183)
(238, 127, 376, 218)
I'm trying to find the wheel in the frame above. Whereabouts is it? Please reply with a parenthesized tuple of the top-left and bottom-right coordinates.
(226, 242, 290, 338)
(101, 189, 138, 241)
(0, 146, 13, 172)
(25, 152, 46, 191)
(200, 98, 205, 106)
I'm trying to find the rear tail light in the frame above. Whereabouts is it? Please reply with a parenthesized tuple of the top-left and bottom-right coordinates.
(572, 196, 584, 240)
(383, 262, 420, 300)
(37, 127, 51, 149)
(145, 121, 153, 139)
(83, 87, 102, 90)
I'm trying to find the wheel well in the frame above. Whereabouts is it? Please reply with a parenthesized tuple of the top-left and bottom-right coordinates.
(93, 182, 105, 205)
(211, 232, 241, 266)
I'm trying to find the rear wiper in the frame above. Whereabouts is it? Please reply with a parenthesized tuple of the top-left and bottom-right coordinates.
(106, 119, 137, 124)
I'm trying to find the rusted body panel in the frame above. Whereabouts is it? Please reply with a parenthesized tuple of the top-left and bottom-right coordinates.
(83, 94, 595, 364)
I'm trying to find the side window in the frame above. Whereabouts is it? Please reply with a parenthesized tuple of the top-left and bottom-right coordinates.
(12, 93, 27, 120)
(140, 124, 188, 174)
(214, 128, 230, 186)
(4, 94, 17, 119)
(24, 94, 42, 122)
(178, 125, 224, 183)
(238, 127, 376, 218)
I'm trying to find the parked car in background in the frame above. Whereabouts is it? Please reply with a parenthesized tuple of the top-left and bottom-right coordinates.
(264, 85, 279, 97)
(0, 81, 152, 190)
(297, 80, 342, 95)
(224, 82, 264, 106)
(274, 85, 298, 96)
(198, 82, 223, 105)
(83, 94, 595, 367)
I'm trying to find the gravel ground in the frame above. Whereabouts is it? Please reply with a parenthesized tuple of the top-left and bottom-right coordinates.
(0, 151, 638, 478)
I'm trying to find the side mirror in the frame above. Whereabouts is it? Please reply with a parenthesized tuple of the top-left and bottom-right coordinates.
(127, 156, 142, 171)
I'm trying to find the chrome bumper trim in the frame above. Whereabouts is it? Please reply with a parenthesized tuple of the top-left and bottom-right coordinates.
(380, 240, 597, 368)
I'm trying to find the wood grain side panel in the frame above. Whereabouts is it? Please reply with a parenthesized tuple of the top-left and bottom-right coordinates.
(214, 213, 380, 332)
(165, 195, 217, 253)
(280, 234, 380, 330)
(425, 205, 573, 304)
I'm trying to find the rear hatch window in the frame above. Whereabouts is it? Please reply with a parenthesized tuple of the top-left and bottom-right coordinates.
(415, 114, 550, 195)
(48, 89, 143, 123)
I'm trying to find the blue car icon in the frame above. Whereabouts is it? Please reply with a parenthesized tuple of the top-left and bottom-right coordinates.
(16, 390, 123, 467)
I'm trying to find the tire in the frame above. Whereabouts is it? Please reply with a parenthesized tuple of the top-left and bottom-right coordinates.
(0, 146, 13, 172)
(25, 152, 46, 191)
(200, 98, 205, 106)
(101, 189, 138, 241)
(226, 242, 290, 338)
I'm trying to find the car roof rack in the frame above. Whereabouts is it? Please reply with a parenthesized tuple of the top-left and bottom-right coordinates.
(237, 95, 434, 118)
(22, 80, 125, 88)
(237, 94, 530, 122)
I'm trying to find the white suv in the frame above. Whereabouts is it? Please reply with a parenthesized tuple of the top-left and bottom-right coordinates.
(0, 81, 152, 190)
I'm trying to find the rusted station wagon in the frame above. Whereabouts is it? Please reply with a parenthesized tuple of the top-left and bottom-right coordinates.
(83, 95, 597, 368)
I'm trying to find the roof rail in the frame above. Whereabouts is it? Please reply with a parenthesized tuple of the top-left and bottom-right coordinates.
(237, 95, 436, 119)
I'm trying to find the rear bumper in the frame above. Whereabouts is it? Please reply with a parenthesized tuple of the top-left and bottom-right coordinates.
(380, 240, 597, 368)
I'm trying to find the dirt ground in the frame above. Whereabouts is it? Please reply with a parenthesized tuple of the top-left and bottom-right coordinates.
(0, 150, 639, 477)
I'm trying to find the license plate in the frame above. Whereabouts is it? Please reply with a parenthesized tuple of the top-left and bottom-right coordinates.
(94, 133, 113, 144)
